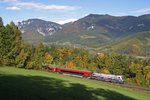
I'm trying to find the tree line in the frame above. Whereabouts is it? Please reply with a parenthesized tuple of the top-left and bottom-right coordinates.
(0, 17, 150, 87)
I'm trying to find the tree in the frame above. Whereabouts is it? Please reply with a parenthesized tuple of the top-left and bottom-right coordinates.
(43, 52, 53, 66)
(0, 22, 22, 66)
(0, 17, 3, 27)
(27, 43, 45, 69)
(16, 43, 33, 68)
(94, 53, 107, 70)
(143, 66, 150, 86)
(0, 19, 23, 66)
(66, 61, 76, 69)
(0, 18, 5, 65)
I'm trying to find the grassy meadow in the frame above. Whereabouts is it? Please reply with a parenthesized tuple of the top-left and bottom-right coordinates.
(0, 67, 150, 100)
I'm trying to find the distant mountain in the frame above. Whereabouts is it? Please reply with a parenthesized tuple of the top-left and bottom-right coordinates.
(17, 14, 150, 55)
(63, 14, 150, 37)
(44, 14, 150, 48)
(18, 19, 62, 43)
(102, 32, 150, 56)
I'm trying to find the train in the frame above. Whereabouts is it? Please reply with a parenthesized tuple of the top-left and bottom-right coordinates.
(48, 67, 124, 84)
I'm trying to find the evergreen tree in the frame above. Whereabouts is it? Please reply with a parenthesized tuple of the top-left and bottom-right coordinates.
(0, 20, 22, 66)
(0, 17, 4, 65)
(27, 43, 45, 69)
(0, 17, 3, 27)
(5, 22, 22, 65)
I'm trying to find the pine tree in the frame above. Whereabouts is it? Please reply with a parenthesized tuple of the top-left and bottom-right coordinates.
(5, 22, 22, 65)
(0, 17, 3, 27)
(0, 17, 4, 65)
(0, 21, 22, 66)
(27, 43, 45, 69)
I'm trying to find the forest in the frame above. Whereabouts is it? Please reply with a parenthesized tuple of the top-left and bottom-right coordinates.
(0, 17, 150, 87)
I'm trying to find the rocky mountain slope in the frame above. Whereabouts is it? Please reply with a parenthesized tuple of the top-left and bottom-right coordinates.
(18, 19, 62, 43)
(17, 14, 150, 55)
(63, 14, 150, 37)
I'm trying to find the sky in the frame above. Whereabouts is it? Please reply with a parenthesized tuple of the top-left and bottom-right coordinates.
(0, 0, 150, 25)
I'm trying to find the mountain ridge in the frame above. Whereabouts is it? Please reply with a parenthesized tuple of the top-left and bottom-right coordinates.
(17, 14, 150, 55)
(18, 18, 62, 43)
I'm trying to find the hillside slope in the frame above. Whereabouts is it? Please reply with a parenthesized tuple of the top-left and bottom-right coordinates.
(100, 32, 150, 56)
(16, 14, 150, 55)
(62, 14, 150, 37)
(0, 67, 150, 100)
(18, 19, 62, 43)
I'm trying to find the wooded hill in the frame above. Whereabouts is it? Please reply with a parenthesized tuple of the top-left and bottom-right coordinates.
(0, 17, 150, 87)
(18, 14, 150, 56)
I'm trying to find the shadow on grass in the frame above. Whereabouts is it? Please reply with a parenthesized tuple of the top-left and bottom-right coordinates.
(0, 74, 136, 100)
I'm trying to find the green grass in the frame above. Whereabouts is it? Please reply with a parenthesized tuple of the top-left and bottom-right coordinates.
(0, 67, 150, 100)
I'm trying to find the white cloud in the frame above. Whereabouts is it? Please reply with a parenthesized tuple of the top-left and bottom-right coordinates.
(1, 0, 79, 11)
(15, 2, 77, 11)
(36, 16, 48, 20)
(6, 6, 20, 10)
(133, 8, 150, 14)
(57, 18, 77, 24)
(0, 0, 18, 2)
(43, 5, 76, 11)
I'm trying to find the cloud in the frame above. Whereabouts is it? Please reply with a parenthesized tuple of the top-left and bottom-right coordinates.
(57, 18, 77, 24)
(6, 6, 20, 10)
(36, 16, 48, 20)
(133, 8, 150, 14)
(15, 2, 77, 11)
(0, 0, 18, 2)
(1, 0, 79, 11)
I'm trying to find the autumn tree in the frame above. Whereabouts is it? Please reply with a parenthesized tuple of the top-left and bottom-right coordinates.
(43, 52, 53, 66)
(16, 43, 33, 68)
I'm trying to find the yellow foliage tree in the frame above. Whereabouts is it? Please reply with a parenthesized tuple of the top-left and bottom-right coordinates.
(56, 48, 72, 61)
(100, 68, 110, 74)
(16, 49, 28, 68)
(66, 61, 76, 69)
(144, 66, 150, 80)
(146, 71, 150, 80)
(44, 52, 53, 66)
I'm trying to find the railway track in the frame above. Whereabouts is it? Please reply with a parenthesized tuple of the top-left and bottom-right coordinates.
(65, 74, 150, 94)
(116, 83, 150, 94)
(48, 67, 150, 94)
(89, 79, 150, 94)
